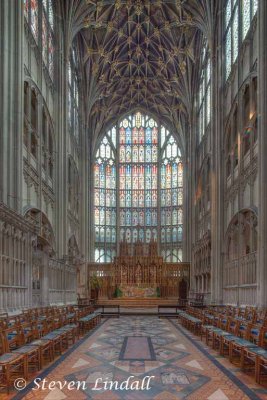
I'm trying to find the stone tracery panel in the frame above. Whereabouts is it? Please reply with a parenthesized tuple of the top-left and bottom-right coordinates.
(192, 231, 211, 302)
(223, 208, 257, 305)
(0, 203, 35, 311)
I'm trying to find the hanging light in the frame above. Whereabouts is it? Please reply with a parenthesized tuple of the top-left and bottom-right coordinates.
(243, 122, 254, 137)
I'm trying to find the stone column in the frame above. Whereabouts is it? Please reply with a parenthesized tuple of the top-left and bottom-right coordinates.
(183, 118, 193, 264)
(88, 149, 95, 263)
(188, 111, 197, 294)
(0, 1, 23, 212)
(54, 15, 68, 258)
(79, 119, 89, 262)
(210, 3, 224, 305)
(257, 1, 267, 307)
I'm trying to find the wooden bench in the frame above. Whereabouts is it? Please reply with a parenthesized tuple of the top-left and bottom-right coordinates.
(78, 312, 101, 335)
(158, 305, 181, 317)
(97, 304, 120, 318)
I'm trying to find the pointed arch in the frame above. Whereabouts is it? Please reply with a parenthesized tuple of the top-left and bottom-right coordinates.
(93, 110, 184, 262)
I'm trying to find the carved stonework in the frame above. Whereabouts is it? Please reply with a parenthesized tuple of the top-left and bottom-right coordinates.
(25, 209, 55, 251)
(23, 159, 39, 192)
(0, 202, 35, 233)
(42, 181, 55, 205)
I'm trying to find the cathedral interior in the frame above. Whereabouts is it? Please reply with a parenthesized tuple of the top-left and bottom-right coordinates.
(1, 0, 267, 398)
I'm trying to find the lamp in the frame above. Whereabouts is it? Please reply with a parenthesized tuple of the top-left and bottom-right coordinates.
(243, 123, 254, 137)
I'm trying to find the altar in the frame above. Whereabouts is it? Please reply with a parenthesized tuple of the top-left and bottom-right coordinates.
(119, 286, 158, 298)
(87, 239, 190, 300)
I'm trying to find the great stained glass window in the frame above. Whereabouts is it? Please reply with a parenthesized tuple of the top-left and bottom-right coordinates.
(94, 112, 183, 262)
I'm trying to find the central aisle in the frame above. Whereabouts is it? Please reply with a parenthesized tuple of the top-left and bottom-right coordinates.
(13, 316, 266, 400)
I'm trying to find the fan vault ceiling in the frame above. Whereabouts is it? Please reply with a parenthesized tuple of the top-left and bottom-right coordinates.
(57, 0, 215, 150)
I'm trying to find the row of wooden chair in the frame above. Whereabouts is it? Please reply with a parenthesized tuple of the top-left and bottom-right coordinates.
(177, 306, 267, 385)
(0, 305, 101, 393)
(204, 305, 267, 325)
(0, 305, 84, 330)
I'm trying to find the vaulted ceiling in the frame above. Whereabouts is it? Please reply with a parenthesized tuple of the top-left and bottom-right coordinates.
(58, 0, 216, 150)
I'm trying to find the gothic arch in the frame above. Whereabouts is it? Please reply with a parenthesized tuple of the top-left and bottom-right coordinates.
(94, 110, 184, 263)
(225, 208, 258, 260)
(94, 107, 185, 159)
(68, 234, 80, 259)
(24, 208, 56, 253)
(223, 208, 258, 304)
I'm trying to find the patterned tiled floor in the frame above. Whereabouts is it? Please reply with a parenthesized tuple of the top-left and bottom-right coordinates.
(6, 316, 267, 400)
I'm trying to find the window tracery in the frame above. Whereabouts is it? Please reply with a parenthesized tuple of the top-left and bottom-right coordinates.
(225, 0, 239, 80)
(225, 0, 258, 80)
(24, 0, 55, 80)
(23, 80, 54, 181)
(197, 43, 211, 143)
(94, 112, 183, 263)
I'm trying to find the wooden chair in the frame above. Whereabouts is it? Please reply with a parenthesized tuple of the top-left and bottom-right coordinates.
(189, 293, 205, 308)
(229, 323, 260, 366)
(26, 338, 54, 369)
(219, 318, 241, 356)
(255, 349, 267, 384)
(211, 316, 229, 350)
(240, 326, 267, 383)
(204, 315, 226, 347)
(40, 330, 65, 357)
(10, 345, 40, 379)
(20, 322, 38, 344)
(0, 313, 8, 330)
(0, 352, 26, 394)
(2, 326, 23, 352)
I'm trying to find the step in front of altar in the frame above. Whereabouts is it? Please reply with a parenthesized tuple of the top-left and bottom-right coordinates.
(97, 298, 179, 307)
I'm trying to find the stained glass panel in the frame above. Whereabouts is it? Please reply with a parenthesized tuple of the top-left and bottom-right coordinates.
(206, 85, 211, 125)
(226, 0, 232, 27)
(31, 0, 39, 42)
(94, 134, 117, 262)
(232, 9, 239, 63)
(252, 0, 258, 15)
(226, 28, 232, 79)
(41, 1, 54, 79)
(161, 134, 183, 261)
(68, 52, 79, 140)
(242, 0, 251, 39)
(118, 112, 159, 243)
(198, 43, 211, 142)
